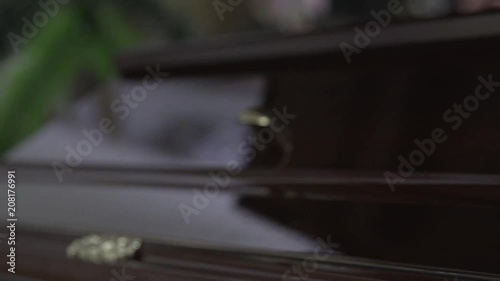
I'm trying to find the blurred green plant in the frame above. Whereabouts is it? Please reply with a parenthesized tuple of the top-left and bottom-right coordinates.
(0, 1, 139, 155)
(0, 0, 259, 156)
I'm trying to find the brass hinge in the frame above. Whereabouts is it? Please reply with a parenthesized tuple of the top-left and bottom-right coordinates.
(66, 234, 142, 265)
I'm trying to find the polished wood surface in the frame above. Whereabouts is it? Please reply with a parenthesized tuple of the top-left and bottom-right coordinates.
(3, 228, 500, 281)
(6, 164, 500, 207)
(2, 164, 500, 275)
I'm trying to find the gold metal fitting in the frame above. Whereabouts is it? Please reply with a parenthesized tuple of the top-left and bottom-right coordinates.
(66, 234, 142, 265)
